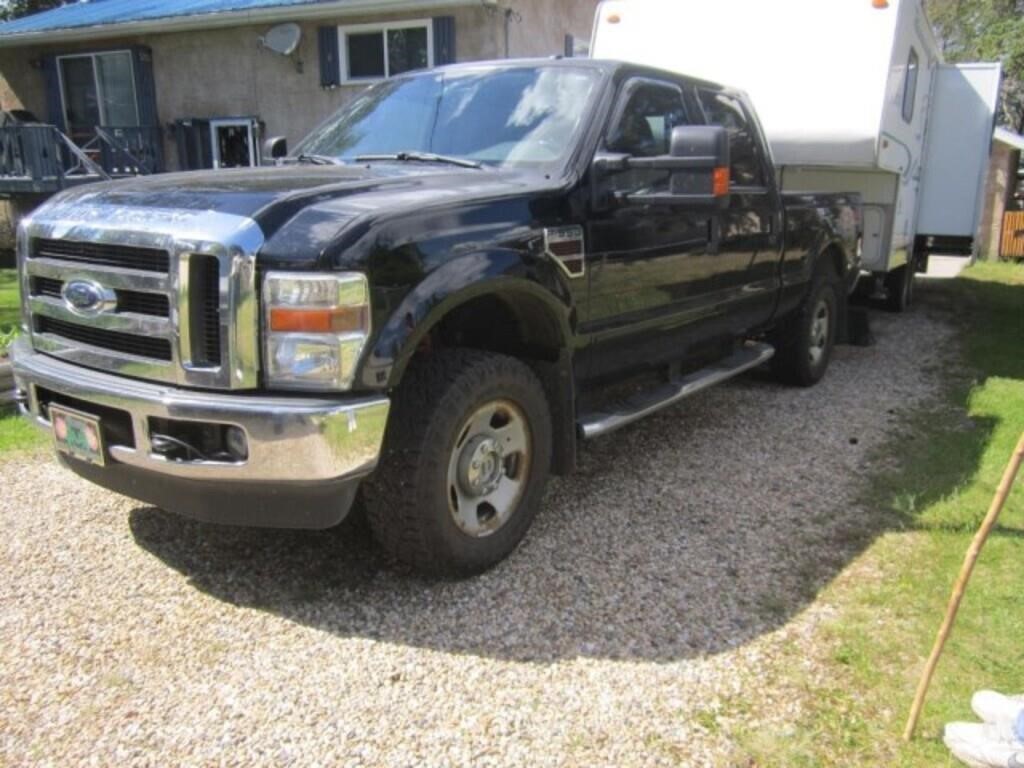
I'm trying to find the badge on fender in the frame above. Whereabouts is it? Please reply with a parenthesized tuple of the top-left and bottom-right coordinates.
(544, 226, 586, 279)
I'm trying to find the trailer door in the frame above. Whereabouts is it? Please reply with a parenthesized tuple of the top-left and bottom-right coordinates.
(917, 64, 1002, 250)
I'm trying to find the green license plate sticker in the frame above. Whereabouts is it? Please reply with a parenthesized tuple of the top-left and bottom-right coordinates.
(51, 406, 105, 466)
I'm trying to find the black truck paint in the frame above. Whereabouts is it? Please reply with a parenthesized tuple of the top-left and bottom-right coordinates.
(13, 59, 861, 574)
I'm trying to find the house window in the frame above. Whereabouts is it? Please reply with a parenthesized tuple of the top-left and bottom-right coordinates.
(902, 48, 919, 123)
(58, 51, 139, 139)
(338, 21, 433, 82)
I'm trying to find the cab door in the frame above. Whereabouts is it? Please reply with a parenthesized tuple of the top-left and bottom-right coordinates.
(695, 88, 781, 335)
(581, 77, 718, 379)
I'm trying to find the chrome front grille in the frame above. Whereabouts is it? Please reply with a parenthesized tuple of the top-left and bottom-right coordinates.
(31, 275, 172, 317)
(33, 237, 170, 272)
(19, 202, 262, 390)
(35, 315, 175, 360)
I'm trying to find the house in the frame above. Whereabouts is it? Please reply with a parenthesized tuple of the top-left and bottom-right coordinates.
(979, 127, 1024, 260)
(0, 0, 598, 250)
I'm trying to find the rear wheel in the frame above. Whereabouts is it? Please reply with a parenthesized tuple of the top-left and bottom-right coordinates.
(884, 263, 914, 312)
(363, 349, 552, 576)
(772, 265, 840, 387)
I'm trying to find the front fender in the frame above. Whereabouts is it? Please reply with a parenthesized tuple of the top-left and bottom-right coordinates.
(358, 248, 574, 390)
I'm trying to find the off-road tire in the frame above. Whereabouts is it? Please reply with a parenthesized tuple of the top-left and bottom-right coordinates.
(363, 349, 552, 576)
(771, 264, 841, 387)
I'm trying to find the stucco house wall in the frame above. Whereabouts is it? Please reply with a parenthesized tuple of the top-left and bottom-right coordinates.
(506, 0, 597, 58)
(0, 0, 597, 171)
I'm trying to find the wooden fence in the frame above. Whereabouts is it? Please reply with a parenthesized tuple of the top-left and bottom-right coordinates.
(999, 210, 1024, 260)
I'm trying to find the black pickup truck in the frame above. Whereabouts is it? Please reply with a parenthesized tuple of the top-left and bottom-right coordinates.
(12, 59, 860, 574)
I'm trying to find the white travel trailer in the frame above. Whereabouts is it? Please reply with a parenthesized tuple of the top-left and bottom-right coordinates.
(591, 0, 1002, 310)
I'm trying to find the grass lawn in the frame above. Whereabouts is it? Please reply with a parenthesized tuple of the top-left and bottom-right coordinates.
(0, 267, 20, 332)
(0, 267, 42, 455)
(737, 261, 1024, 766)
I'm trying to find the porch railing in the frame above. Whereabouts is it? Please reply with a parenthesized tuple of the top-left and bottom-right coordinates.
(90, 126, 164, 176)
(0, 124, 163, 194)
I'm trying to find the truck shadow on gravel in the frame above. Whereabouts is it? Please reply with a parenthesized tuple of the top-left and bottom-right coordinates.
(128, 284, 993, 663)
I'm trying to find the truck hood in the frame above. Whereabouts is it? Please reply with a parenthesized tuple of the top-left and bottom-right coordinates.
(40, 164, 555, 269)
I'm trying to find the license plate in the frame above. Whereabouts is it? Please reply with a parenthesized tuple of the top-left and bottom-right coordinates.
(50, 405, 105, 467)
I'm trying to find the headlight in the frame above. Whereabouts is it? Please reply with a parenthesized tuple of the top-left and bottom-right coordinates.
(263, 272, 370, 390)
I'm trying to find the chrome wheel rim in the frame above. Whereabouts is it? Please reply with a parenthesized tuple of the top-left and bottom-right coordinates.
(446, 399, 531, 538)
(808, 298, 830, 366)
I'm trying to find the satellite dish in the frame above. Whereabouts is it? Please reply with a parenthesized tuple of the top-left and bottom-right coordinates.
(260, 23, 302, 57)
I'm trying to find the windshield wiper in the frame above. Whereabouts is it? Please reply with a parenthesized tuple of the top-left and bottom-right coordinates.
(354, 151, 483, 170)
(290, 153, 344, 166)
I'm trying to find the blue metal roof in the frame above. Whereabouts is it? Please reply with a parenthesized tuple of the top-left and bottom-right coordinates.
(0, 0, 346, 37)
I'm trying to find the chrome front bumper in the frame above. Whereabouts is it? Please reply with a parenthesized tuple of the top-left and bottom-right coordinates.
(11, 337, 390, 484)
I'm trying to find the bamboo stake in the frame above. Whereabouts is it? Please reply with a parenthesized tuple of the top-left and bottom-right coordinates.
(903, 430, 1024, 741)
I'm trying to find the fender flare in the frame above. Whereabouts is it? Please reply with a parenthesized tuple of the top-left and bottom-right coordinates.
(357, 248, 575, 391)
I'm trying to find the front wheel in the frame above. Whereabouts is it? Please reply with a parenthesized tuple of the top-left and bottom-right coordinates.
(363, 349, 552, 576)
(772, 267, 840, 387)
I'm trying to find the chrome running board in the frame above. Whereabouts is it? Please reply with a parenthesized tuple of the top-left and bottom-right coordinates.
(577, 341, 775, 439)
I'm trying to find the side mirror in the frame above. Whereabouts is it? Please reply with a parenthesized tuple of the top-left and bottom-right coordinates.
(592, 125, 731, 207)
(263, 136, 288, 164)
(667, 125, 730, 202)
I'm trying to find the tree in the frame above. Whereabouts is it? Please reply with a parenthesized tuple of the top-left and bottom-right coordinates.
(0, 1, 71, 22)
(927, 0, 1024, 131)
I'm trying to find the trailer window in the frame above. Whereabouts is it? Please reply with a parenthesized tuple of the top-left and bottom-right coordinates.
(902, 48, 919, 123)
(697, 90, 765, 188)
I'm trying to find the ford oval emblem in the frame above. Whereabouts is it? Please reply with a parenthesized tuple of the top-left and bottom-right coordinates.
(61, 279, 117, 317)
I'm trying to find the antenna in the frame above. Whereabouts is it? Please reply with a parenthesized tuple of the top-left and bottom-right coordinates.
(259, 23, 302, 57)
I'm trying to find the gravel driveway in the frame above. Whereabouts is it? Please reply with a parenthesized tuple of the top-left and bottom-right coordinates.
(0, 297, 955, 767)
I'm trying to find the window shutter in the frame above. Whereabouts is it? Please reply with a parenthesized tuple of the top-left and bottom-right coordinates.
(131, 46, 159, 127)
(41, 55, 66, 132)
(433, 16, 456, 65)
(319, 26, 341, 87)
(131, 46, 164, 171)
(174, 119, 213, 171)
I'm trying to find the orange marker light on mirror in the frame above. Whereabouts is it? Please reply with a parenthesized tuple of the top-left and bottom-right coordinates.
(872, 0, 889, 8)
(607, 12, 621, 23)
(713, 167, 730, 197)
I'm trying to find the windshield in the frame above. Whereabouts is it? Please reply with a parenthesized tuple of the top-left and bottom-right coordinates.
(295, 65, 601, 169)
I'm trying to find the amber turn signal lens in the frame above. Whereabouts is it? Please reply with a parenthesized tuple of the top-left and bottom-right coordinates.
(872, 0, 889, 8)
(713, 167, 730, 197)
(269, 306, 368, 334)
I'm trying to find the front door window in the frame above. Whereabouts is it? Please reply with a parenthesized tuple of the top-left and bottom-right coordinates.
(59, 51, 139, 141)
(604, 80, 690, 198)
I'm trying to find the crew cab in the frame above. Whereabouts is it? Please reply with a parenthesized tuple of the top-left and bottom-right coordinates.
(12, 60, 861, 575)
